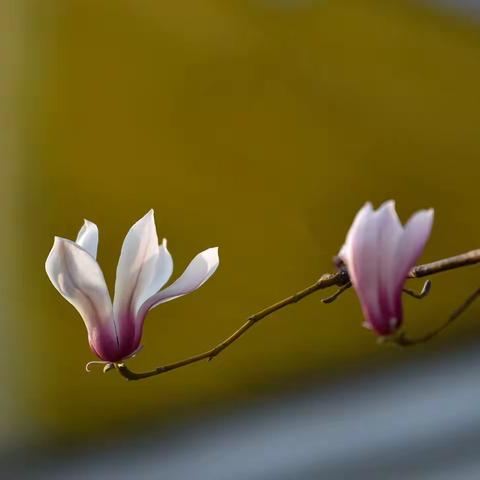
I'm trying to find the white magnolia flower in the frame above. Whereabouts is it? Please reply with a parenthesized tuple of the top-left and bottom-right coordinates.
(46, 211, 219, 363)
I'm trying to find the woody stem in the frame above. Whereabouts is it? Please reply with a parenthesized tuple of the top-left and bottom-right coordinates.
(116, 248, 480, 381)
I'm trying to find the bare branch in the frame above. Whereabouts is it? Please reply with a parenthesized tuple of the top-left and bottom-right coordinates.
(408, 249, 480, 278)
(403, 280, 432, 299)
(115, 271, 348, 381)
(384, 287, 480, 347)
(115, 249, 480, 381)
(321, 282, 352, 304)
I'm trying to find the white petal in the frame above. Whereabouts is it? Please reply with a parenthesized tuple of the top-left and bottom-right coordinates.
(113, 210, 161, 321)
(139, 247, 219, 314)
(45, 237, 115, 339)
(133, 239, 173, 314)
(394, 209, 434, 287)
(76, 220, 99, 259)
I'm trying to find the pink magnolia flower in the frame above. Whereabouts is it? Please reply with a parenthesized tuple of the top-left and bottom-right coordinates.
(339, 201, 433, 337)
(46, 210, 219, 364)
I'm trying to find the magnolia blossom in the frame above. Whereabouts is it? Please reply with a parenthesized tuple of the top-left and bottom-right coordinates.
(339, 201, 433, 337)
(46, 211, 219, 364)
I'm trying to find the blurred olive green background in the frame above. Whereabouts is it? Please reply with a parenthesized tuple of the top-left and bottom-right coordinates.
(4, 0, 480, 447)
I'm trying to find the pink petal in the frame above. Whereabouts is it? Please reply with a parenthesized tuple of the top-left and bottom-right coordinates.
(394, 209, 434, 293)
(339, 202, 433, 336)
(340, 203, 384, 331)
(376, 201, 403, 324)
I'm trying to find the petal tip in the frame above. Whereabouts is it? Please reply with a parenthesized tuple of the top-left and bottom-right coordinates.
(53, 236, 66, 247)
(383, 199, 396, 210)
(425, 208, 435, 226)
(200, 247, 220, 268)
(417, 207, 435, 224)
(136, 209, 155, 226)
(83, 219, 97, 228)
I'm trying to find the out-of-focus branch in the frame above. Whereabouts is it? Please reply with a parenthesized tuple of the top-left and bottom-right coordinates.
(385, 287, 480, 347)
(115, 248, 480, 381)
(403, 280, 432, 299)
(321, 282, 352, 304)
(408, 249, 480, 278)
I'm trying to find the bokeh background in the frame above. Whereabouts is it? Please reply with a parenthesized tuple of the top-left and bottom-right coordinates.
(2, 0, 480, 477)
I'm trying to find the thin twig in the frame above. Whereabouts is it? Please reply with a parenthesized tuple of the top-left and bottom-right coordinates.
(388, 287, 480, 347)
(115, 249, 480, 380)
(321, 282, 352, 304)
(115, 271, 348, 381)
(403, 280, 432, 299)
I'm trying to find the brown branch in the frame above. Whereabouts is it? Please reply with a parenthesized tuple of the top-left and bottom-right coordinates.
(408, 249, 480, 278)
(386, 287, 480, 347)
(115, 248, 480, 381)
(115, 271, 347, 380)
(321, 282, 352, 304)
(403, 280, 432, 299)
